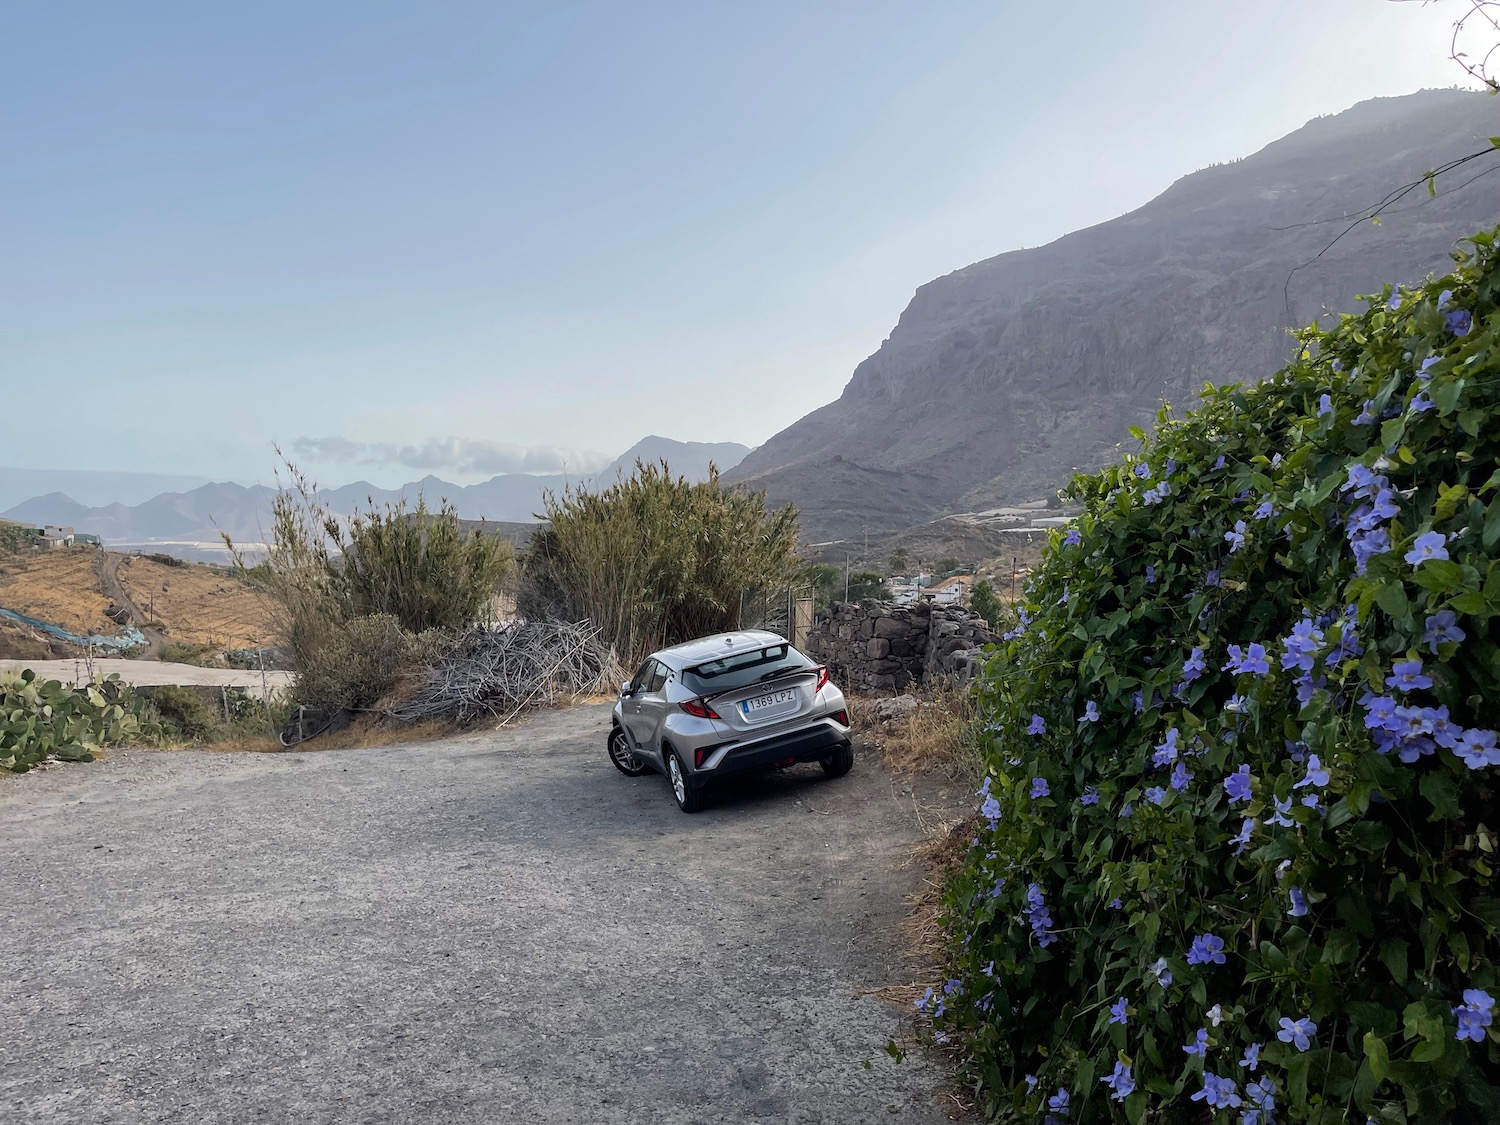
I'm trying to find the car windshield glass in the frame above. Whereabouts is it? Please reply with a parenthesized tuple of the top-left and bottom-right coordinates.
(682, 644, 812, 695)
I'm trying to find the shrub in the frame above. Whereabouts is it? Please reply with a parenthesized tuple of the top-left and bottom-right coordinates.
(970, 579, 1009, 631)
(1, 671, 160, 771)
(230, 462, 513, 709)
(147, 684, 223, 740)
(519, 460, 800, 661)
(934, 230, 1500, 1123)
(146, 552, 187, 568)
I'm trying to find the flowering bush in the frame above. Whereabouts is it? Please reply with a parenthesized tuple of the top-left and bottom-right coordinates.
(933, 229, 1500, 1123)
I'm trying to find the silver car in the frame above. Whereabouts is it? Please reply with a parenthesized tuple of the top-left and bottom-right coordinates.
(607, 630, 853, 812)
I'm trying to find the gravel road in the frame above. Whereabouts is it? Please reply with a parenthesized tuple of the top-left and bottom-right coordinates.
(1, 703, 962, 1124)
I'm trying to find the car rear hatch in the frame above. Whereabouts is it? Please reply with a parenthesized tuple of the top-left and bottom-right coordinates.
(681, 642, 826, 737)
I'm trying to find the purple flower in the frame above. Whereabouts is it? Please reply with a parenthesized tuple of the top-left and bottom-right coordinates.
(1145, 786, 1167, 805)
(1100, 1061, 1134, 1100)
(1253, 500, 1276, 520)
(1353, 400, 1377, 425)
(1225, 521, 1247, 552)
(1047, 1088, 1070, 1116)
(1351, 527, 1391, 574)
(1230, 817, 1255, 854)
(1031, 777, 1051, 799)
(1080, 785, 1099, 806)
(1182, 647, 1208, 682)
(1288, 886, 1309, 917)
(1224, 766, 1252, 804)
(1425, 610, 1466, 653)
(1224, 643, 1271, 676)
(1132, 690, 1145, 714)
(1386, 658, 1433, 692)
(1134, 463, 1152, 479)
(1187, 933, 1226, 966)
(1317, 394, 1333, 417)
(1170, 760, 1194, 792)
(1387, 292, 1403, 311)
(1406, 531, 1450, 566)
(1191, 1074, 1242, 1110)
(1213, 455, 1226, 470)
(1183, 1027, 1209, 1056)
(1241, 1042, 1261, 1071)
(1109, 996, 1128, 1024)
(1446, 308, 1473, 336)
(1063, 527, 1082, 546)
(1277, 1016, 1316, 1052)
(1205, 569, 1222, 588)
(1456, 728, 1500, 770)
(1454, 989, 1495, 1042)
(1294, 754, 1329, 790)
(1081, 700, 1100, 723)
(1439, 288, 1454, 309)
(1151, 957, 1173, 987)
(1152, 728, 1181, 767)
(1144, 565, 1156, 584)
(1027, 714, 1046, 735)
(980, 793, 1001, 826)
(1420, 355, 1441, 379)
(1025, 882, 1056, 947)
(1109, 897, 1123, 909)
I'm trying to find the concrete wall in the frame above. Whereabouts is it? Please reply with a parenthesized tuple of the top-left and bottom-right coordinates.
(801, 599, 999, 693)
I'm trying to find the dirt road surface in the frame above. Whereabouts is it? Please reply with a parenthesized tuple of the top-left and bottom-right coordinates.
(0, 659, 293, 697)
(0, 703, 963, 1124)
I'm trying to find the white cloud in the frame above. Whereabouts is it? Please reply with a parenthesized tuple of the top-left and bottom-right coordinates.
(290, 436, 614, 477)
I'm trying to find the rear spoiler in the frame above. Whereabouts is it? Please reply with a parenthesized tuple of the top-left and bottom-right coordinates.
(699, 664, 824, 705)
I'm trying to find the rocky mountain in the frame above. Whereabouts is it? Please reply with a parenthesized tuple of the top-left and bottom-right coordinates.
(2, 436, 748, 551)
(727, 90, 1500, 542)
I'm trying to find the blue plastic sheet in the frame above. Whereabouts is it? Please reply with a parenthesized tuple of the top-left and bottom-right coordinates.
(0, 606, 145, 651)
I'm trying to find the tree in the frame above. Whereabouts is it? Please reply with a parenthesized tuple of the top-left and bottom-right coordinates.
(936, 555, 962, 577)
(889, 546, 910, 574)
(846, 570, 887, 601)
(969, 579, 1005, 630)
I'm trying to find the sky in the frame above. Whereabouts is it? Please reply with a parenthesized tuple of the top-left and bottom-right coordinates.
(0, 1, 1479, 489)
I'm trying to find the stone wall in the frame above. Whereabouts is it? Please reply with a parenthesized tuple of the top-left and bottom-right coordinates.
(800, 599, 999, 693)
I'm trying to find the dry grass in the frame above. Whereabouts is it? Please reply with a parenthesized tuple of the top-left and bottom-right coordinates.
(849, 689, 983, 783)
(115, 555, 275, 649)
(0, 551, 114, 634)
(198, 715, 467, 754)
(0, 549, 276, 651)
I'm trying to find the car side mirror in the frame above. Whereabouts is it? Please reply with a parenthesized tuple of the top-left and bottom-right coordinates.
(621, 681, 634, 697)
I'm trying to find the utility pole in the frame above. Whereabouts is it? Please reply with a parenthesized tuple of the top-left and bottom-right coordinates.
(844, 552, 850, 603)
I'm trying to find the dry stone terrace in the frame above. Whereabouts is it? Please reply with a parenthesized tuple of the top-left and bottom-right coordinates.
(802, 599, 998, 693)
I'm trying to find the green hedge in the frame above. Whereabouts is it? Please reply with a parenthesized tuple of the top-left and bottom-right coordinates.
(933, 229, 1500, 1123)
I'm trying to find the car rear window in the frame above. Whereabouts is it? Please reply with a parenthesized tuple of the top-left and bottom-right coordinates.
(682, 644, 813, 695)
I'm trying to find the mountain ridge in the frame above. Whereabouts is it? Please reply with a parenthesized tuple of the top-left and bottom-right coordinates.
(2, 436, 749, 548)
(726, 89, 1500, 541)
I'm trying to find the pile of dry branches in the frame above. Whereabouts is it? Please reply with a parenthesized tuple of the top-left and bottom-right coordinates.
(391, 620, 624, 725)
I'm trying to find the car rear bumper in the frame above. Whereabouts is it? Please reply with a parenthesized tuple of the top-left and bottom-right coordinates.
(690, 723, 849, 786)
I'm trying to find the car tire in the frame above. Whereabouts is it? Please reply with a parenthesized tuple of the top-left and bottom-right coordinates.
(821, 740, 854, 778)
(665, 746, 702, 813)
(608, 726, 650, 776)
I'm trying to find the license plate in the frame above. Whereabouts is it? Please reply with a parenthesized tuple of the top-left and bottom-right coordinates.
(742, 688, 796, 715)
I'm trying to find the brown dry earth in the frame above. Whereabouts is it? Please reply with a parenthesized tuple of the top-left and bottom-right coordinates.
(0, 550, 274, 654)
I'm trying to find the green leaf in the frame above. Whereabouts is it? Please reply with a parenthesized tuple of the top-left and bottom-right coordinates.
(1364, 1030, 1391, 1083)
(1419, 772, 1461, 820)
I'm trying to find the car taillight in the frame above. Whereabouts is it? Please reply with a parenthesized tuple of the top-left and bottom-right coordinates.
(815, 666, 830, 693)
(695, 747, 710, 767)
(680, 697, 721, 719)
(832, 709, 848, 726)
